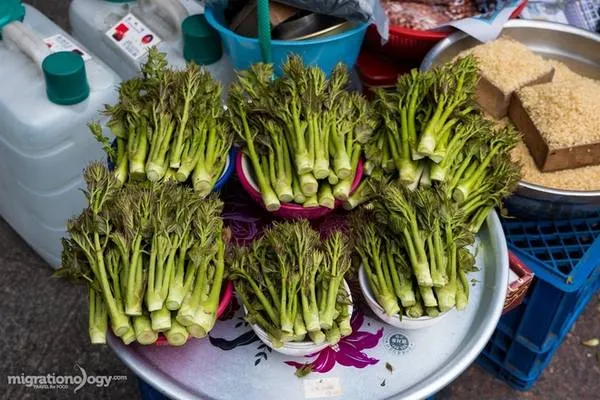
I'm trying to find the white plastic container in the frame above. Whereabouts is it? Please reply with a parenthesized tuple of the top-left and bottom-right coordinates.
(69, 0, 232, 87)
(0, 2, 120, 268)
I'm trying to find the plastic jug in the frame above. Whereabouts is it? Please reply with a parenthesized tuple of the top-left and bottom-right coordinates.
(69, 0, 233, 88)
(0, 2, 120, 268)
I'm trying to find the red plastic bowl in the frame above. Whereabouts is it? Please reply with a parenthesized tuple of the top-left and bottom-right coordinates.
(364, 1, 529, 62)
(235, 151, 364, 220)
(153, 280, 234, 346)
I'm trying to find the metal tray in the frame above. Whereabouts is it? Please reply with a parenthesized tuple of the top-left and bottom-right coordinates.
(420, 20, 600, 220)
(108, 212, 508, 400)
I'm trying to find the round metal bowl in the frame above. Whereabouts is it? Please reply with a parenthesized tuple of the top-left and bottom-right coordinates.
(420, 20, 600, 220)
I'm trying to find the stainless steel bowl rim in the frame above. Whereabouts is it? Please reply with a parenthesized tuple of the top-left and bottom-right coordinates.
(420, 19, 600, 201)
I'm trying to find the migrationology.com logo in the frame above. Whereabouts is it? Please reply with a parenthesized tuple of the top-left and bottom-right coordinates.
(7, 364, 127, 392)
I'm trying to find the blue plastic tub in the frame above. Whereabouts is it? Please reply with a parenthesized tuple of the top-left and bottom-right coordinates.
(204, 6, 368, 76)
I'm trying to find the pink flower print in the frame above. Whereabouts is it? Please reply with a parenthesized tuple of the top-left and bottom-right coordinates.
(284, 312, 383, 373)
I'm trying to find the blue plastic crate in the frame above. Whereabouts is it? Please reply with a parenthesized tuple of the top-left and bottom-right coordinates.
(477, 215, 600, 391)
(477, 354, 536, 391)
(478, 273, 598, 390)
(500, 216, 600, 353)
(139, 379, 169, 400)
(502, 216, 600, 292)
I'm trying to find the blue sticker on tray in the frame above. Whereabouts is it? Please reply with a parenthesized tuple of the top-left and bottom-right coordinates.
(383, 331, 414, 355)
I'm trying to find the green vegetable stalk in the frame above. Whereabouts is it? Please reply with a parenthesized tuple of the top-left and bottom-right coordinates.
(165, 320, 189, 346)
(304, 66, 329, 179)
(58, 164, 228, 345)
(453, 126, 520, 203)
(146, 101, 176, 182)
(192, 238, 226, 334)
(318, 182, 335, 209)
(191, 117, 231, 197)
(133, 314, 158, 345)
(386, 242, 416, 308)
(319, 232, 352, 330)
(229, 71, 280, 211)
(151, 304, 171, 332)
(231, 221, 352, 347)
(417, 56, 478, 156)
(169, 65, 202, 169)
(333, 143, 360, 201)
(88, 287, 108, 344)
(376, 185, 432, 287)
(262, 118, 294, 202)
(69, 163, 130, 336)
(354, 218, 400, 316)
(94, 49, 232, 193)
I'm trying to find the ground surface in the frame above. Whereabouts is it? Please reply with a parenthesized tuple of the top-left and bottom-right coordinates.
(2, 2, 599, 399)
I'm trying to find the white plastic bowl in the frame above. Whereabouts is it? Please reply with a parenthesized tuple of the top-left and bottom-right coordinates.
(247, 279, 353, 356)
(358, 266, 454, 330)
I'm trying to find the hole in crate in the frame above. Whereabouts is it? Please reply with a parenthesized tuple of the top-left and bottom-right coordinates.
(502, 335, 511, 351)
(572, 223, 587, 232)
(491, 346, 506, 362)
(562, 236, 577, 246)
(545, 237, 560, 246)
(526, 226, 539, 235)
(507, 226, 526, 235)
(530, 239, 543, 247)
(535, 251, 551, 261)
(590, 222, 600, 230)
(557, 224, 571, 233)
(552, 250, 567, 260)
(540, 225, 555, 234)
(557, 263, 573, 275)
(579, 235, 593, 244)
(513, 240, 528, 248)
(569, 250, 583, 259)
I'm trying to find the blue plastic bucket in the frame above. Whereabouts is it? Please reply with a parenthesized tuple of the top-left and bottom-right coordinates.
(204, 6, 368, 76)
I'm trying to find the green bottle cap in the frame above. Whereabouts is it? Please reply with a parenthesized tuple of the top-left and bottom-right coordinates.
(0, 0, 25, 39)
(182, 14, 222, 66)
(42, 51, 90, 106)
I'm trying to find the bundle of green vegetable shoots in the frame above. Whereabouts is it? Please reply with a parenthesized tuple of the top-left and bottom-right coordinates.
(352, 184, 478, 318)
(91, 48, 232, 197)
(348, 56, 521, 233)
(229, 220, 353, 347)
(228, 55, 377, 211)
(55, 162, 228, 346)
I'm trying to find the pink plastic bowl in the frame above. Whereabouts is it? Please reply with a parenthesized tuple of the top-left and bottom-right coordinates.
(235, 151, 364, 220)
(153, 280, 234, 346)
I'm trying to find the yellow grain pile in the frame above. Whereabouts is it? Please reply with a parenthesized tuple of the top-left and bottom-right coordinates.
(511, 141, 600, 191)
(517, 67, 600, 148)
(460, 37, 553, 94)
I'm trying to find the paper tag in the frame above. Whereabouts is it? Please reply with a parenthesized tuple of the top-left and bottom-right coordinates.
(179, 0, 205, 15)
(43, 34, 92, 61)
(521, 3, 569, 25)
(105, 13, 162, 61)
(303, 377, 343, 399)
(508, 268, 519, 285)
